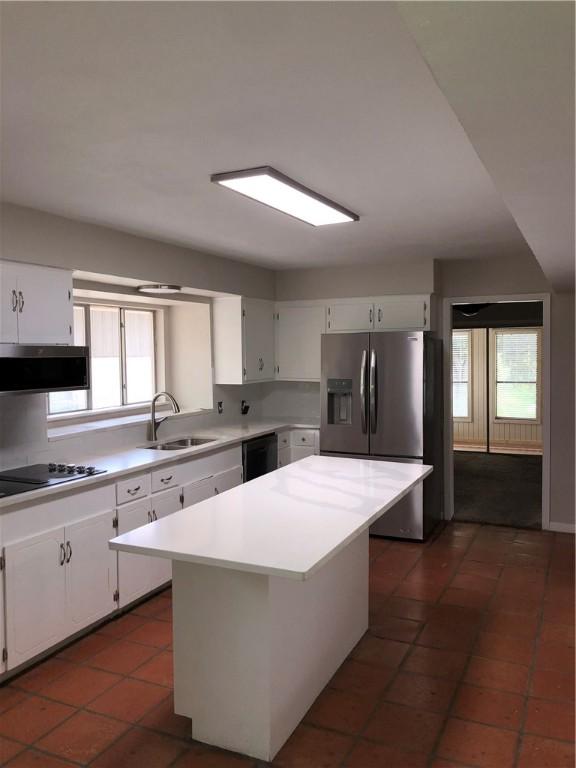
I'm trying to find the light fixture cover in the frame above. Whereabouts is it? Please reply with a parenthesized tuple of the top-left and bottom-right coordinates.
(211, 166, 359, 226)
(137, 284, 182, 295)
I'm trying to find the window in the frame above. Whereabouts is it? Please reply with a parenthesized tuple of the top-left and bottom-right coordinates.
(452, 330, 471, 419)
(494, 328, 541, 421)
(48, 304, 157, 415)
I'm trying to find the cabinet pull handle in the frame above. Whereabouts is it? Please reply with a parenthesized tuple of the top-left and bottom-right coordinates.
(18, 291, 24, 313)
(147, 511, 152, 523)
(369, 307, 373, 324)
(151, 510, 157, 521)
(214, 487, 219, 494)
(66, 541, 72, 563)
(11, 290, 18, 312)
(378, 308, 382, 323)
(126, 485, 141, 496)
(160, 475, 173, 485)
(59, 543, 66, 566)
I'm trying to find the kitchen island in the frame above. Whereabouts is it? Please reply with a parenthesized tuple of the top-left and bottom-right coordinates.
(109, 455, 432, 760)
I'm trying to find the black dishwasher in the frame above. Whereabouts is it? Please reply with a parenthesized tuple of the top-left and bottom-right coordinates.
(242, 433, 278, 482)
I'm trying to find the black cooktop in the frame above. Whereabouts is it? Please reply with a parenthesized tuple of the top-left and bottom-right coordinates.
(0, 463, 106, 498)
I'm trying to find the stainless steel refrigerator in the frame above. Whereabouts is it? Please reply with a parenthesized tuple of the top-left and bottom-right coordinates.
(320, 331, 443, 540)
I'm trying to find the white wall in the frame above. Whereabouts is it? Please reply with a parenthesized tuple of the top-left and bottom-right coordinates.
(1, 203, 275, 299)
(275, 260, 434, 301)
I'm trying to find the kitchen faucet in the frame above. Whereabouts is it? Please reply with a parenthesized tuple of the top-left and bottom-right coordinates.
(149, 391, 181, 442)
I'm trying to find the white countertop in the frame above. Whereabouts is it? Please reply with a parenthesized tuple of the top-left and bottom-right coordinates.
(0, 420, 318, 510)
(110, 456, 432, 580)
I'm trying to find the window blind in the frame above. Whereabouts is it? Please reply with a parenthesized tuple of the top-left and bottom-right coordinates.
(495, 330, 539, 420)
(452, 331, 470, 418)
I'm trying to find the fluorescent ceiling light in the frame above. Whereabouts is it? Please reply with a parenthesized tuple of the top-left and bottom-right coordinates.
(211, 166, 359, 226)
(137, 284, 182, 295)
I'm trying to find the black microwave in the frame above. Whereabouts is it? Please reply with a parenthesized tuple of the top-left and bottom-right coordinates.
(0, 345, 90, 395)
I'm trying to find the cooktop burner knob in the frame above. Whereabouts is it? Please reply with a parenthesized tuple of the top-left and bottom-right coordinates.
(48, 463, 57, 472)
(57, 463, 67, 472)
(66, 464, 76, 474)
(86, 466, 97, 475)
(76, 465, 86, 474)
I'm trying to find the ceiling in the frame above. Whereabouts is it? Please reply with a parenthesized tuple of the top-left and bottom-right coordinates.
(0, 2, 550, 272)
(398, 1, 575, 292)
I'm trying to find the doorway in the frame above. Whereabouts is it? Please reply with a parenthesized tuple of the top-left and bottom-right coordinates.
(449, 300, 545, 529)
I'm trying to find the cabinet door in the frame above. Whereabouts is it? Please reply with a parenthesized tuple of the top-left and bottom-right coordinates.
(181, 476, 214, 508)
(290, 446, 315, 463)
(375, 297, 427, 330)
(242, 299, 275, 381)
(276, 305, 325, 381)
(65, 510, 117, 635)
(16, 263, 73, 344)
(213, 465, 243, 495)
(117, 498, 153, 608)
(278, 446, 291, 468)
(149, 488, 181, 590)
(327, 302, 374, 332)
(4, 526, 67, 669)
(0, 261, 19, 343)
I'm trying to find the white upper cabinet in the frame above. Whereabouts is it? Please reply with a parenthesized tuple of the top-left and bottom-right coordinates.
(0, 260, 73, 344)
(213, 297, 275, 384)
(327, 296, 430, 333)
(275, 304, 326, 381)
(374, 296, 429, 330)
(326, 301, 374, 332)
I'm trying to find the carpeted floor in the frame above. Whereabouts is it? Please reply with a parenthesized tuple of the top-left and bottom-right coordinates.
(454, 451, 542, 529)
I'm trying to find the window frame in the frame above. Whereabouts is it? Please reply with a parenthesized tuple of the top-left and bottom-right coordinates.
(491, 326, 542, 425)
(452, 329, 473, 423)
(48, 300, 159, 416)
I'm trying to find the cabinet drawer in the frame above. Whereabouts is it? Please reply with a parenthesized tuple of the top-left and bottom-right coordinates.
(151, 465, 181, 493)
(291, 429, 317, 447)
(116, 473, 151, 505)
(278, 432, 290, 450)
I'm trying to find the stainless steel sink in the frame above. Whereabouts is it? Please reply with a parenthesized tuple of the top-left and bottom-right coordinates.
(144, 437, 217, 451)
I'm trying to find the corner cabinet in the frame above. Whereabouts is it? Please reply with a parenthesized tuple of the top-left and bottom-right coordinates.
(275, 304, 326, 382)
(213, 297, 275, 384)
(0, 260, 74, 345)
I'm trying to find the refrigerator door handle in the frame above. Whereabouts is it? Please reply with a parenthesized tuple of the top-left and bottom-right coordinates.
(360, 349, 368, 433)
(369, 348, 377, 433)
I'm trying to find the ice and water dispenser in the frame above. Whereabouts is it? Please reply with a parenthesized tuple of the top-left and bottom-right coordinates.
(326, 378, 353, 425)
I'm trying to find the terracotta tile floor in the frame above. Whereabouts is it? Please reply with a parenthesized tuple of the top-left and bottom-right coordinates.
(0, 523, 573, 767)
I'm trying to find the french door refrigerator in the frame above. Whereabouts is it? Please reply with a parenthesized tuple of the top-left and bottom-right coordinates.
(320, 331, 443, 540)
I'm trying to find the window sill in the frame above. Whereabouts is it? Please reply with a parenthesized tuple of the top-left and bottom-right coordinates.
(47, 407, 211, 442)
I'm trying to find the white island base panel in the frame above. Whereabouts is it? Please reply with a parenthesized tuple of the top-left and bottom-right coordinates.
(172, 530, 368, 761)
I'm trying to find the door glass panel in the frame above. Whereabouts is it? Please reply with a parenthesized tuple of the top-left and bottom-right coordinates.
(124, 310, 155, 404)
(90, 306, 121, 409)
(495, 330, 539, 419)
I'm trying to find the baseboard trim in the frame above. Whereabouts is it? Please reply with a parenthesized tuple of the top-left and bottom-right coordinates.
(547, 522, 575, 534)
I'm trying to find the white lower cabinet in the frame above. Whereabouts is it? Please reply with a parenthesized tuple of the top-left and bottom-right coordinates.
(291, 445, 316, 463)
(278, 446, 291, 468)
(4, 508, 116, 670)
(213, 466, 243, 495)
(117, 497, 154, 608)
(5, 526, 67, 670)
(149, 488, 181, 590)
(181, 476, 214, 508)
(66, 510, 117, 634)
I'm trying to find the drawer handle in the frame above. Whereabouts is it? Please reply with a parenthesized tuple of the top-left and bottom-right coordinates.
(127, 485, 141, 496)
(160, 475, 173, 485)
(59, 543, 66, 566)
(301, 437, 306, 442)
(66, 541, 72, 563)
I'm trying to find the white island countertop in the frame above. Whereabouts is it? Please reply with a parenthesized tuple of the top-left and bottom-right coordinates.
(110, 455, 432, 580)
